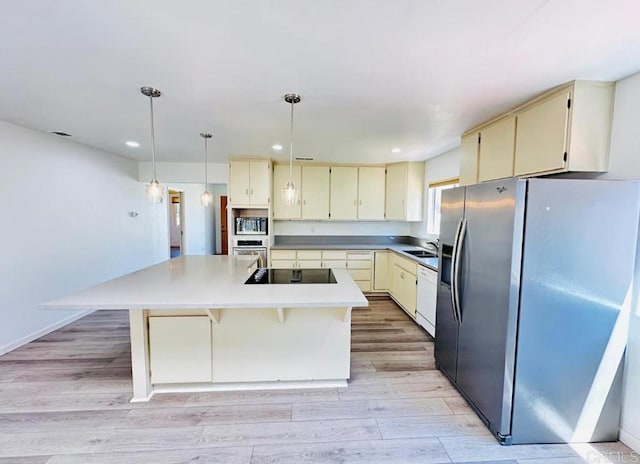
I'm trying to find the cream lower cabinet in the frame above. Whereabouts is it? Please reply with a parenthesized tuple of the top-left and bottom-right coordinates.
(270, 249, 371, 290)
(347, 251, 372, 292)
(388, 252, 418, 318)
(296, 250, 322, 268)
(373, 251, 389, 291)
(148, 316, 212, 384)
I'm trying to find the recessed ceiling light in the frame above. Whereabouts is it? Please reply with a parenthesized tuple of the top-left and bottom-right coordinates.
(126, 141, 140, 148)
(391, 148, 401, 154)
(272, 144, 283, 151)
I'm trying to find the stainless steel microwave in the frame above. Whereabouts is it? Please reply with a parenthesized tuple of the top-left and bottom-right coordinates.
(235, 217, 267, 235)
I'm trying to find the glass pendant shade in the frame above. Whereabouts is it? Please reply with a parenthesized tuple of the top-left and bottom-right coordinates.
(145, 178, 164, 204)
(281, 180, 299, 206)
(141, 86, 163, 204)
(200, 132, 213, 207)
(282, 93, 301, 207)
(201, 190, 213, 206)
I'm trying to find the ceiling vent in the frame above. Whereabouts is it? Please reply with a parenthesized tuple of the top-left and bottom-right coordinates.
(295, 157, 313, 161)
(50, 131, 71, 137)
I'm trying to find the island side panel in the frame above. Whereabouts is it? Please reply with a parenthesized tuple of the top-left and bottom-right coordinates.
(129, 309, 153, 402)
(209, 307, 351, 383)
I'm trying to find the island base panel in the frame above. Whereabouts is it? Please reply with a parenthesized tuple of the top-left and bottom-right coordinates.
(129, 306, 352, 402)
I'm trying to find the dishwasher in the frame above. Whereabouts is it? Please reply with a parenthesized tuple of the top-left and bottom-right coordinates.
(416, 265, 437, 337)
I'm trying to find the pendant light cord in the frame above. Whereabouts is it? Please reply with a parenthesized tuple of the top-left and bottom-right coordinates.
(149, 95, 157, 180)
(289, 99, 294, 182)
(204, 137, 208, 186)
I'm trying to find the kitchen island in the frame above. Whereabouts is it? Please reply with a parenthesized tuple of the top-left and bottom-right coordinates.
(41, 256, 368, 402)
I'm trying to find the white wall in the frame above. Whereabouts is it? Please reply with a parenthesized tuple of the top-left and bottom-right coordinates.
(139, 161, 229, 184)
(212, 184, 228, 254)
(273, 221, 411, 236)
(0, 120, 167, 354)
(600, 71, 640, 452)
(410, 147, 462, 238)
(166, 183, 216, 255)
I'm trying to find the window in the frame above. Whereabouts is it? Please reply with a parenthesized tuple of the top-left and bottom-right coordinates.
(426, 178, 459, 235)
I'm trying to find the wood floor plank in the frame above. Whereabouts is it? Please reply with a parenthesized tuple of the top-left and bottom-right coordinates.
(377, 414, 490, 439)
(292, 398, 453, 421)
(438, 435, 579, 462)
(198, 418, 380, 447)
(250, 437, 451, 464)
(0, 457, 51, 464)
(348, 370, 446, 385)
(0, 426, 205, 457)
(184, 388, 340, 407)
(125, 403, 292, 427)
(45, 446, 253, 464)
(443, 395, 475, 415)
(338, 381, 459, 401)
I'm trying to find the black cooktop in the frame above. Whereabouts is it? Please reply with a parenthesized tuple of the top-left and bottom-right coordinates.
(245, 268, 337, 284)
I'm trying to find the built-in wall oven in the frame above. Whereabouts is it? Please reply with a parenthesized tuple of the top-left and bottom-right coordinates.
(232, 237, 267, 268)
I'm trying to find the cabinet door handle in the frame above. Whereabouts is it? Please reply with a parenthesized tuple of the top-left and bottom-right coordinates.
(303, 200, 306, 205)
(400, 272, 405, 279)
(359, 200, 362, 206)
(353, 200, 357, 205)
(245, 189, 249, 195)
(250, 189, 253, 195)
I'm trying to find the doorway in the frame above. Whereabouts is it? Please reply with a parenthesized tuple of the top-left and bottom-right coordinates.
(168, 190, 184, 258)
(220, 195, 228, 255)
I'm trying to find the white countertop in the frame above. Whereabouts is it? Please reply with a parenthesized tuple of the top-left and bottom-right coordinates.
(271, 243, 439, 270)
(41, 255, 368, 311)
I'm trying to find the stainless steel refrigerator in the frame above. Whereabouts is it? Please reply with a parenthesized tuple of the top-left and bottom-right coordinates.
(435, 177, 639, 445)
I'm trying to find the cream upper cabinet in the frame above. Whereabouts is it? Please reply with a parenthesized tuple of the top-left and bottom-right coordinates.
(459, 133, 479, 186)
(249, 161, 270, 205)
(358, 166, 386, 220)
(478, 116, 516, 182)
(514, 81, 614, 176)
(229, 160, 271, 206)
(301, 166, 330, 220)
(514, 90, 570, 176)
(385, 162, 424, 221)
(273, 164, 302, 219)
(330, 166, 358, 220)
(460, 80, 613, 184)
(229, 161, 251, 205)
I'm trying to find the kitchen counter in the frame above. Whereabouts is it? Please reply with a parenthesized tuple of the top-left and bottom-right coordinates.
(41, 256, 367, 402)
(42, 255, 367, 310)
(270, 243, 439, 271)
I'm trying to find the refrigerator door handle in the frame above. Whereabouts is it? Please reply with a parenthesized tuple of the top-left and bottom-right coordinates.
(450, 219, 464, 323)
(452, 218, 467, 324)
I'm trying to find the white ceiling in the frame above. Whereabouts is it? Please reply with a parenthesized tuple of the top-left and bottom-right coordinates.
(1, 0, 639, 164)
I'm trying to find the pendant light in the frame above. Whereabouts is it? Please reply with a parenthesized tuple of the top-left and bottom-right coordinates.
(141, 86, 164, 203)
(200, 132, 213, 206)
(282, 93, 301, 206)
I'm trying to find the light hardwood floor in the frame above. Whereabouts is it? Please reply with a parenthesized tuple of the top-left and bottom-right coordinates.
(0, 297, 634, 463)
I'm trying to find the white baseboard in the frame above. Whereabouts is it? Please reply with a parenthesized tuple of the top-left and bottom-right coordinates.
(620, 428, 640, 453)
(0, 310, 94, 356)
